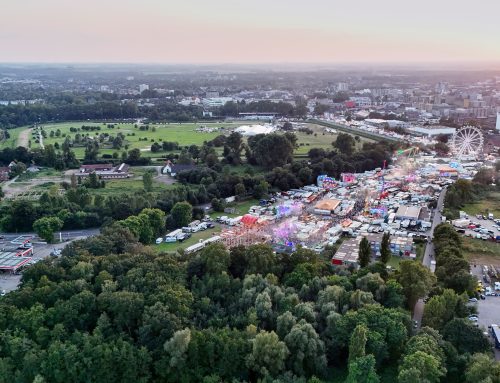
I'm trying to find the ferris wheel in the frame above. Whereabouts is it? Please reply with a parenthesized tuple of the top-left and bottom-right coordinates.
(450, 125, 484, 159)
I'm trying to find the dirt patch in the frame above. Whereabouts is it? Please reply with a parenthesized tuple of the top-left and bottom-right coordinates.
(469, 255, 500, 267)
(17, 128, 32, 148)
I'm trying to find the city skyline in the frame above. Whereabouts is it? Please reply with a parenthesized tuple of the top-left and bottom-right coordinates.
(1, 0, 500, 64)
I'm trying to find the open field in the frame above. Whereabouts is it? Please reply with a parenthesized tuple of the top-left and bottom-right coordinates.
(89, 177, 172, 196)
(0, 126, 28, 148)
(155, 227, 222, 253)
(0, 166, 174, 202)
(27, 121, 240, 158)
(294, 123, 372, 155)
(463, 192, 500, 218)
(209, 198, 261, 219)
(463, 237, 500, 265)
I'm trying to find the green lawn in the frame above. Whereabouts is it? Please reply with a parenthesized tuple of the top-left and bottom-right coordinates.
(387, 243, 424, 270)
(463, 192, 500, 218)
(88, 177, 173, 196)
(209, 198, 261, 219)
(14, 168, 63, 182)
(31, 121, 240, 159)
(155, 227, 222, 253)
(0, 126, 29, 148)
(293, 123, 373, 155)
(387, 255, 402, 270)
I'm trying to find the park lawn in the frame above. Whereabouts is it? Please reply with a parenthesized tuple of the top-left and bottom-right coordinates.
(463, 192, 500, 218)
(155, 227, 222, 253)
(209, 198, 261, 219)
(33, 121, 240, 157)
(294, 123, 373, 155)
(0, 126, 28, 149)
(387, 255, 402, 270)
(88, 177, 173, 196)
(14, 168, 64, 182)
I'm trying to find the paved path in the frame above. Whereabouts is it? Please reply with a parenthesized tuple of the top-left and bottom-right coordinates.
(17, 128, 32, 148)
(412, 186, 447, 329)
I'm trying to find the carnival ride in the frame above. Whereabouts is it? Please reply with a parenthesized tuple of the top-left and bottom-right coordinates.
(450, 125, 484, 160)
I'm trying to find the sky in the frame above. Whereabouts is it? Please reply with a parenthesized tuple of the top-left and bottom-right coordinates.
(1, 0, 499, 64)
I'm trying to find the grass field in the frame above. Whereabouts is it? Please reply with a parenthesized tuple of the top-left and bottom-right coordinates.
(29, 121, 240, 158)
(0, 126, 28, 148)
(155, 227, 222, 253)
(463, 237, 500, 265)
(463, 192, 500, 218)
(209, 198, 261, 219)
(294, 123, 372, 155)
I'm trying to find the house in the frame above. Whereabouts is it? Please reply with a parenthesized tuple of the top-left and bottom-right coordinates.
(79, 164, 114, 174)
(76, 163, 130, 179)
(0, 167, 9, 182)
(162, 160, 196, 177)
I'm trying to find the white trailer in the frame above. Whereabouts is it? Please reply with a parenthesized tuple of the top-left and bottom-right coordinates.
(185, 242, 205, 255)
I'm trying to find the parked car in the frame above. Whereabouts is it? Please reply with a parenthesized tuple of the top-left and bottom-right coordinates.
(469, 297, 478, 303)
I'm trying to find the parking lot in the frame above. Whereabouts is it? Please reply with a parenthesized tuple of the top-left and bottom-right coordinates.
(0, 240, 74, 294)
(470, 263, 500, 360)
(461, 216, 500, 239)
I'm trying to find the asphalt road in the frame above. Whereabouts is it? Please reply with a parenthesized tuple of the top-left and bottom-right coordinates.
(412, 186, 447, 329)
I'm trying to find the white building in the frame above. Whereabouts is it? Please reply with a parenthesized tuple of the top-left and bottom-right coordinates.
(202, 97, 234, 108)
(496, 112, 500, 131)
(349, 97, 372, 107)
(139, 84, 149, 93)
(408, 126, 456, 137)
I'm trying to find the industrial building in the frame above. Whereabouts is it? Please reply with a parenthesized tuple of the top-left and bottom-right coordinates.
(0, 248, 33, 273)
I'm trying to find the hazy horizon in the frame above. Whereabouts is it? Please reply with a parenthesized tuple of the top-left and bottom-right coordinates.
(1, 0, 499, 65)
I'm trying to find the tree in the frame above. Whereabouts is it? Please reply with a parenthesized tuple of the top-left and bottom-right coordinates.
(422, 289, 468, 330)
(161, 328, 191, 377)
(380, 232, 391, 264)
(397, 260, 436, 311)
(346, 355, 380, 383)
(247, 134, 294, 169)
(33, 216, 63, 243)
(201, 243, 230, 275)
(143, 171, 153, 192)
(235, 183, 246, 199)
(358, 237, 371, 268)
(253, 180, 269, 199)
(225, 132, 243, 165)
(246, 331, 289, 378)
(284, 320, 327, 376)
(442, 318, 490, 354)
(348, 324, 367, 363)
(333, 133, 355, 155)
(465, 353, 500, 383)
(170, 202, 193, 228)
(398, 351, 445, 383)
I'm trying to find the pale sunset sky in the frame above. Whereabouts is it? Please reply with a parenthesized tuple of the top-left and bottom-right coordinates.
(1, 0, 499, 64)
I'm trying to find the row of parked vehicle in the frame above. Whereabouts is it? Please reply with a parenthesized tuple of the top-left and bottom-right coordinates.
(155, 217, 216, 244)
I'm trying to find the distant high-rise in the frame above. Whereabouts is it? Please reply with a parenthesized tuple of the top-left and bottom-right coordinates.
(496, 112, 500, 131)
(139, 84, 149, 93)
